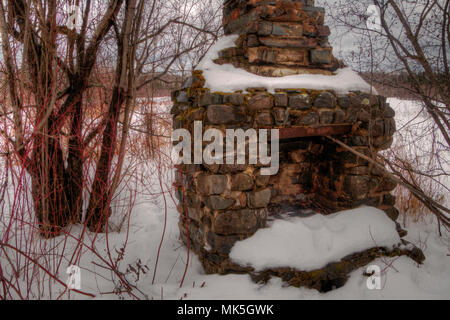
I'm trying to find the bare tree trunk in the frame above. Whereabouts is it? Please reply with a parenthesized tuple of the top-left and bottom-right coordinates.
(30, 114, 72, 237)
(86, 0, 136, 232)
(86, 87, 126, 232)
(66, 99, 84, 224)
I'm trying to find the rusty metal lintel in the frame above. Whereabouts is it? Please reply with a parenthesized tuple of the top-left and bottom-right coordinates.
(265, 124, 352, 140)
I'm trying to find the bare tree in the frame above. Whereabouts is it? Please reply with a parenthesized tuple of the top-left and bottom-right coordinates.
(0, 0, 221, 236)
(324, 0, 450, 230)
(85, 0, 221, 231)
(0, 0, 125, 237)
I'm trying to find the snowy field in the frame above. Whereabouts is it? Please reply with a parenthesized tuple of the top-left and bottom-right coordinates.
(0, 98, 449, 300)
(65, 193, 450, 300)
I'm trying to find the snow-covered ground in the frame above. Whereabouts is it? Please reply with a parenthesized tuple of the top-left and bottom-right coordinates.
(49, 191, 449, 300)
(0, 97, 449, 300)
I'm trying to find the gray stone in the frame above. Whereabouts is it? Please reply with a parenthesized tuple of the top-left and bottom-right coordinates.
(370, 119, 385, 136)
(383, 194, 396, 206)
(197, 174, 228, 195)
(232, 173, 254, 191)
(206, 232, 240, 254)
(230, 93, 245, 106)
(344, 176, 371, 199)
(203, 163, 220, 173)
(248, 94, 273, 111)
(319, 111, 335, 124)
(274, 108, 288, 124)
(259, 37, 317, 49)
(334, 109, 345, 123)
(207, 105, 246, 125)
(349, 94, 363, 108)
(272, 22, 303, 37)
(188, 108, 204, 121)
(337, 95, 350, 109)
(213, 210, 259, 235)
(310, 49, 331, 64)
(314, 92, 336, 108)
(187, 192, 201, 208)
(176, 91, 189, 103)
(317, 25, 330, 37)
(257, 21, 273, 36)
(224, 10, 258, 35)
(187, 207, 201, 222)
(255, 112, 273, 126)
(247, 34, 259, 47)
(289, 94, 310, 110)
(274, 93, 288, 107)
(357, 110, 371, 122)
(199, 93, 223, 106)
(373, 136, 394, 150)
(205, 196, 235, 211)
(384, 207, 400, 221)
(298, 112, 319, 125)
(255, 171, 270, 187)
(348, 136, 369, 146)
(248, 188, 272, 208)
(219, 164, 248, 173)
(345, 107, 359, 122)
(360, 93, 379, 107)
(385, 118, 396, 136)
(383, 104, 395, 118)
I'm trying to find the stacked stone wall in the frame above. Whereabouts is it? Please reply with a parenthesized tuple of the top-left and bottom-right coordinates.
(169, 0, 423, 288)
(172, 71, 401, 274)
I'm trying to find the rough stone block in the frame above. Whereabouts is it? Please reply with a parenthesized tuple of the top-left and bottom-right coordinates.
(206, 232, 240, 254)
(197, 174, 228, 195)
(337, 95, 350, 109)
(271, 22, 303, 37)
(255, 112, 274, 126)
(213, 209, 259, 235)
(248, 94, 273, 111)
(314, 92, 337, 108)
(344, 175, 371, 199)
(232, 173, 255, 191)
(207, 105, 246, 124)
(257, 20, 273, 36)
(310, 48, 332, 64)
(259, 37, 317, 48)
(248, 188, 272, 208)
(199, 92, 223, 106)
(289, 93, 310, 109)
(230, 93, 245, 106)
(274, 108, 288, 124)
(298, 112, 319, 125)
(205, 196, 236, 211)
(319, 110, 335, 124)
(274, 93, 288, 107)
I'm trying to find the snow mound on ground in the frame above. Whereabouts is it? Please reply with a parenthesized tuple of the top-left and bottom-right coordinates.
(196, 35, 377, 94)
(230, 206, 401, 272)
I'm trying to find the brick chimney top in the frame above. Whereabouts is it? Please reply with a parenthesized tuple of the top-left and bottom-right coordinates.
(217, 0, 341, 77)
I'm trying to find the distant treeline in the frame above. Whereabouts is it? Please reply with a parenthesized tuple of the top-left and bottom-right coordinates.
(359, 72, 444, 99)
